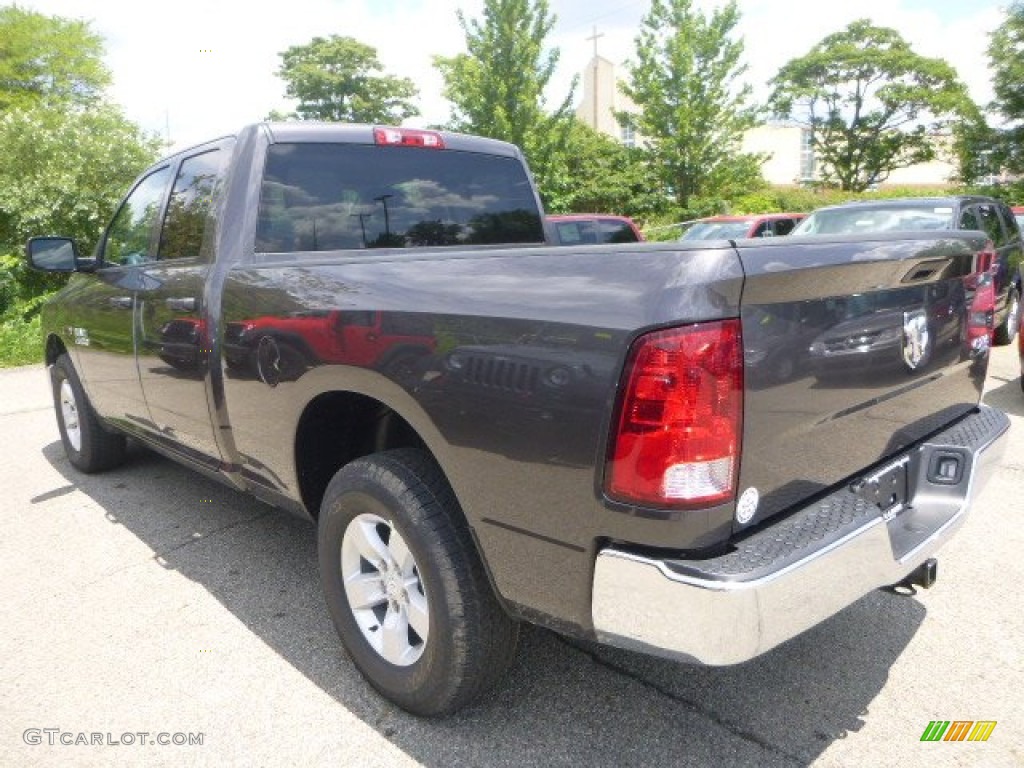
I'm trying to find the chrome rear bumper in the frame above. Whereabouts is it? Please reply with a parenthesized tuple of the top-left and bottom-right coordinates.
(592, 405, 1009, 665)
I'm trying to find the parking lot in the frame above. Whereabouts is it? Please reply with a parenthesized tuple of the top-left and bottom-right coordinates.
(1, 344, 1022, 767)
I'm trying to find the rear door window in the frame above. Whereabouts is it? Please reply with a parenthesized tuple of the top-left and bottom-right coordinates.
(159, 148, 229, 261)
(256, 143, 544, 253)
(997, 203, 1021, 242)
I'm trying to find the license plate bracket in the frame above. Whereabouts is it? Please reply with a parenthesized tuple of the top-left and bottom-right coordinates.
(851, 457, 910, 517)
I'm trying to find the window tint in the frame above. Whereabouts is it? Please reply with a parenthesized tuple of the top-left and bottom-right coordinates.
(774, 218, 797, 236)
(159, 149, 228, 260)
(976, 204, 1006, 247)
(793, 206, 952, 235)
(256, 143, 544, 253)
(102, 167, 171, 266)
(959, 207, 980, 231)
(680, 221, 752, 240)
(998, 203, 1021, 241)
(598, 218, 639, 243)
(554, 221, 597, 245)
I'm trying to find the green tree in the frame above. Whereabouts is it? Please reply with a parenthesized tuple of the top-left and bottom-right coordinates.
(986, 3, 1024, 176)
(950, 115, 999, 187)
(542, 121, 668, 219)
(0, 104, 161, 312)
(0, 6, 110, 111)
(274, 35, 419, 123)
(769, 19, 976, 192)
(620, 0, 762, 210)
(433, 0, 575, 196)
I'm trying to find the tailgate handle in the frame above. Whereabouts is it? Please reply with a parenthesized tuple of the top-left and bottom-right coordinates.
(165, 297, 196, 312)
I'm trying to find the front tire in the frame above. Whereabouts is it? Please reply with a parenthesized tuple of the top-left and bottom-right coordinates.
(995, 287, 1020, 345)
(318, 448, 518, 716)
(51, 353, 127, 473)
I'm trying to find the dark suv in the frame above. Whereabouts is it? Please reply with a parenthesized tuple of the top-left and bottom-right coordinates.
(793, 196, 1023, 344)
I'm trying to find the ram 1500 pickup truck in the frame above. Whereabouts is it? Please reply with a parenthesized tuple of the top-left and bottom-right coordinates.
(28, 123, 1009, 716)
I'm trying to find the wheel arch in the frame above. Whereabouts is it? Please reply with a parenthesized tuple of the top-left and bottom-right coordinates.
(294, 389, 430, 521)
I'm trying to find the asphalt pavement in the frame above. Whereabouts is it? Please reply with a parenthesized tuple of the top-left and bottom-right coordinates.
(1, 345, 1022, 767)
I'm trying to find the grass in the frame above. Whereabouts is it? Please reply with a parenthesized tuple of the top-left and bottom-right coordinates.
(0, 314, 42, 368)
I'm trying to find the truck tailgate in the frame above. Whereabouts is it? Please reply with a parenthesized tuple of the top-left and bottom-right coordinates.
(734, 232, 991, 528)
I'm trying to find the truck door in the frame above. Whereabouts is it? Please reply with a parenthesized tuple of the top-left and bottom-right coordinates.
(135, 144, 231, 465)
(73, 165, 173, 431)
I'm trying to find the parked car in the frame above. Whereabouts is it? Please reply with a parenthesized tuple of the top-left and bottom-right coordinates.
(1012, 205, 1024, 232)
(679, 213, 805, 241)
(793, 196, 1023, 345)
(546, 214, 644, 245)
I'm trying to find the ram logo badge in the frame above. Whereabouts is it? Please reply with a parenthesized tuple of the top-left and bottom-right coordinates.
(902, 309, 930, 370)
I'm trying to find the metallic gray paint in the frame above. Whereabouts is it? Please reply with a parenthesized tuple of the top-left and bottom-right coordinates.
(32, 123, 1001, 638)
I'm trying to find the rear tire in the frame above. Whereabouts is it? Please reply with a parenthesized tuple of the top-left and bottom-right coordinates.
(318, 448, 518, 716)
(51, 353, 127, 473)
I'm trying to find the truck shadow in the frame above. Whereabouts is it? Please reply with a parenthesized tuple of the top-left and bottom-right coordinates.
(982, 374, 1024, 418)
(43, 441, 925, 767)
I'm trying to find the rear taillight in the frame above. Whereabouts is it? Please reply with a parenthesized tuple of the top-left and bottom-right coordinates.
(373, 127, 445, 149)
(606, 320, 743, 508)
(968, 244, 997, 346)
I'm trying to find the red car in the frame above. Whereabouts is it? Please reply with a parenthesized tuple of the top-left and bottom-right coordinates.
(680, 213, 805, 240)
(546, 214, 644, 245)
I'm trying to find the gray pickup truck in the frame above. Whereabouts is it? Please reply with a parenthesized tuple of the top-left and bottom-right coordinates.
(27, 123, 1009, 716)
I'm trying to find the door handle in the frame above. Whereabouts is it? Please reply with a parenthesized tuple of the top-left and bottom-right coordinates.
(108, 296, 133, 309)
(165, 297, 197, 312)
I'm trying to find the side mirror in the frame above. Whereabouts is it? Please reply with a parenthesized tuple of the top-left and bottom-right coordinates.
(25, 237, 80, 272)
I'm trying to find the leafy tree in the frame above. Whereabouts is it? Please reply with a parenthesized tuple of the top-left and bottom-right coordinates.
(769, 19, 976, 192)
(274, 35, 419, 123)
(542, 121, 669, 219)
(950, 115, 1000, 187)
(433, 0, 576, 196)
(620, 0, 762, 210)
(0, 6, 110, 111)
(985, 3, 1024, 176)
(0, 104, 161, 312)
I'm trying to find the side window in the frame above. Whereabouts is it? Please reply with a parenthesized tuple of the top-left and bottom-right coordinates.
(774, 218, 797, 236)
(751, 221, 770, 237)
(159, 149, 228, 261)
(599, 219, 639, 243)
(554, 221, 597, 244)
(959, 207, 980, 231)
(998, 203, 1021, 242)
(976, 204, 1007, 247)
(102, 167, 171, 266)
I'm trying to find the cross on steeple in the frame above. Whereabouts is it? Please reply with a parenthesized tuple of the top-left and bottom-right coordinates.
(586, 25, 604, 59)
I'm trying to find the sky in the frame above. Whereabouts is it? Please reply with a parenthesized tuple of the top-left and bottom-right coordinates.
(12, 0, 1009, 153)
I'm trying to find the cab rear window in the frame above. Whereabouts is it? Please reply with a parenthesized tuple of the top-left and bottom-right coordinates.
(255, 143, 544, 253)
